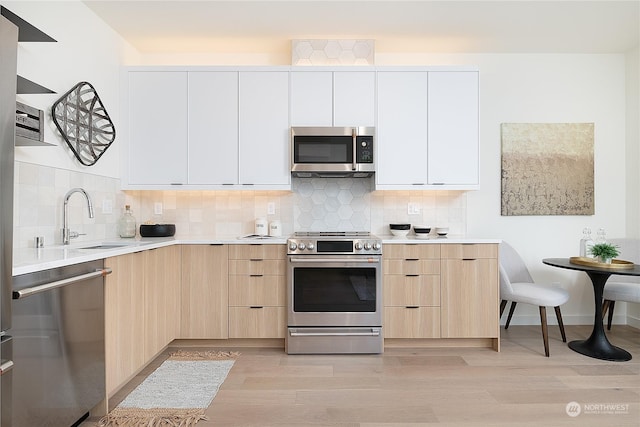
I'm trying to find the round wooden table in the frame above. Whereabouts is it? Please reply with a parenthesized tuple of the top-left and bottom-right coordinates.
(543, 258, 640, 361)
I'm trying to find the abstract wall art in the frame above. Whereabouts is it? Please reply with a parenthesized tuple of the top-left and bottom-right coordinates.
(501, 123, 594, 216)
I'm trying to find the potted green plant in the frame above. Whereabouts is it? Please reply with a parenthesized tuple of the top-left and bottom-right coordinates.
(589, 243, 620, 264)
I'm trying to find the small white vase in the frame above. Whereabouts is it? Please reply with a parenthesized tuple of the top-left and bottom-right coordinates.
(598, 256, 613, 264)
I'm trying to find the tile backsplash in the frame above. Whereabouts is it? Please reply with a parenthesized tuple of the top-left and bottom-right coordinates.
(14, 165, 466, 249)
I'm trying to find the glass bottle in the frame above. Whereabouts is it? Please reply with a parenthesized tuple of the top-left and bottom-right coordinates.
(595, 228, 607, 244)
(118, 205, 137, 238)
(579, 227, 594, 257)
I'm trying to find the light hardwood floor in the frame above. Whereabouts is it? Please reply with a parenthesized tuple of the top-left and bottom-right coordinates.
(85, 325, 640, 426)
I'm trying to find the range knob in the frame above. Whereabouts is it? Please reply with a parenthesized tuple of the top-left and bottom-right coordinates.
(307, 243, 315, 251)
(354, 242, 363, 250)
(364, 242, 372, 250)
(372, 242, 382, 251)
(289, 242, 297, 251)
(298, 242, 306, 251)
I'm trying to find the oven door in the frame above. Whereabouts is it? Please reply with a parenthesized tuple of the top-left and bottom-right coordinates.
(287, 255, 382, 327)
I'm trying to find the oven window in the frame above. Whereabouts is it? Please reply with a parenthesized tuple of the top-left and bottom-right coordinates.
(294, 136, 353, 164)
(293, 267, 376, 312)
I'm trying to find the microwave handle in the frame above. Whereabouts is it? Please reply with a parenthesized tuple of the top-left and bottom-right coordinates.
(352, 128, 357, 171)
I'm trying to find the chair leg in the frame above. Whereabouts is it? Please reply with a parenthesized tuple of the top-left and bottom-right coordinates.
(539, 306, 550, 357)
(505, 302, 517, 329)
(500, 300, 507, 317)
(554, 306, 567, 342)
(607, 300, 616, 330)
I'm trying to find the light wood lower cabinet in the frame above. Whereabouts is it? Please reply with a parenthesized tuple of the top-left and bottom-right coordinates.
(228, 244, 286, 338)
(383, 244, 441, 338)
(440, 244, 499, 338)
(104, 251, 146, 396)
(181, 245, 229, 339)
(144, 246, 182, 360)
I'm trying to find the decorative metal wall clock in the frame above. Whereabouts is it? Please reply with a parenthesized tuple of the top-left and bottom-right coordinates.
(52, 81, 115, 166)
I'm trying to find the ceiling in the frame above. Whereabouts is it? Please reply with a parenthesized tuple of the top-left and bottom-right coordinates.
(83, 0, 640, 55)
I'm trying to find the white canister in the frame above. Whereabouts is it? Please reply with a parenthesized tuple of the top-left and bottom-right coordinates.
(255, 218, 268, 236)
(269, 220, 282, 237)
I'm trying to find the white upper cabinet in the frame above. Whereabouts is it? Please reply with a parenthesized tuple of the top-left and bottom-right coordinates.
(238, 71, 290, 187)
(333, 71, 375, 126)
(427, 71, 479, 186)
(188, 71, 239, 185)
(376, 68, 479, 190)
(290, 69, 375, 127)
(290, 71, 333, 126)
(376, 71, 429, 187)
(126, 71, 188, 186)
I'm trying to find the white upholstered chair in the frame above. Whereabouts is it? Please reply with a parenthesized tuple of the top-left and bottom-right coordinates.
(499, 241, 570, 357)
(602, 238, 640, 330)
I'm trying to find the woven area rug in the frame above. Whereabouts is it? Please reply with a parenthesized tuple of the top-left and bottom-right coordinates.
(98, 350, 239, 427)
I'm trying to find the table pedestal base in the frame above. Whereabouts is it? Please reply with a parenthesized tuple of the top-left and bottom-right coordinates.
(568, 338, 632, 362)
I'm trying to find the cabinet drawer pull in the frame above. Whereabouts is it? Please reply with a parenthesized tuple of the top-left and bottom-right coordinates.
(209, 243, 223, 246)
(250, 274, 264, 277)
(405, 274, 419, 277)
(405, 258, 419, 261)
(249, 306, 263, 309)
(405, 306, 420, 309)
(170, 183, 183, 186)
(462, 258, 477, 261)
(250, 258, 263, 261)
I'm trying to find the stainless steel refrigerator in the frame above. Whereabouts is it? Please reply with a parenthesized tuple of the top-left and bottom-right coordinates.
(0, 13, 17, 427)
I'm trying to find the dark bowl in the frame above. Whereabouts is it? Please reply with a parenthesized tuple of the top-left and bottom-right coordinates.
(413, 226, 432, 234)
(389, 223, 411, 230)
(139, 224, 176, 237)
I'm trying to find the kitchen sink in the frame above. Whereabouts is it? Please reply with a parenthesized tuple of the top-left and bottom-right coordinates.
(79, 244, 129, 249)
(77, 241, 144, 250)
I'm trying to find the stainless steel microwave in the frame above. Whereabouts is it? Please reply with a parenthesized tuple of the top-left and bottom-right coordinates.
(291, 127, 375, 177)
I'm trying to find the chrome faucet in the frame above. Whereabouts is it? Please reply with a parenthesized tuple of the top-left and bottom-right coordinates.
(62, 188, 94, 245)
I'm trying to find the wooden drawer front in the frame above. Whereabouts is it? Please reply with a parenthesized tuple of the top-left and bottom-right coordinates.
(383, 259, 440, 275)
(384, 307, 441, 338)
(229, 259, 285, 275)
(229, 244, 285, 260)
(229, 306, 286, 338)
(229, 275, 286, 306)
(440, 244, 498, 259)
(384, 275, 440, 306)
(383, 244, 440, 260)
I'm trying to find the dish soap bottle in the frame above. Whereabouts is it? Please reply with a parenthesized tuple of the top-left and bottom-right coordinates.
(118, 205, 137, 238)
(579, 227, 594, 257)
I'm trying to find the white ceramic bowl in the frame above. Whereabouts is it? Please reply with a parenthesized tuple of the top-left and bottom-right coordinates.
(436, 227, 449, 236)
(390, 229, 409, 237)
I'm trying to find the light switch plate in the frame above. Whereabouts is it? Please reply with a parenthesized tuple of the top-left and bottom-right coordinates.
(154, 202, 163, 215)
(267, 202, 276, 215)
(102, 199, 113, 214)
(408, 202, 420, 215)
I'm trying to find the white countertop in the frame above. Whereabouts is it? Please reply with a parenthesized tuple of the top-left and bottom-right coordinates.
(379, 234, 502, 244)
(13, 234, 287, 276)
(13, 233, 499, 276)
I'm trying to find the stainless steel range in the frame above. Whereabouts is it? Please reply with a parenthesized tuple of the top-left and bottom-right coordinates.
(286, 232, 383, 354)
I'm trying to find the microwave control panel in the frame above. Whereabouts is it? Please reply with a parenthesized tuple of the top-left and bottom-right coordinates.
(356, 136, 374, 163)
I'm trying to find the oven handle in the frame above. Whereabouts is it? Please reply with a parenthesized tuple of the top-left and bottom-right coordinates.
(289, 257, 380, 264)
(289, 330, 380, 337)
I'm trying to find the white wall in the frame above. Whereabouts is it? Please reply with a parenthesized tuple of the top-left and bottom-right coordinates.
(3, 0, 138, 179)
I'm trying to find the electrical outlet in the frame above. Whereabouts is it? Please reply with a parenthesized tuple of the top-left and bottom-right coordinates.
(154, 202, 163, 215)
(408, 202, 421, 215)
(102, 199, 113, 214)
(267, 202, 276, 215)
